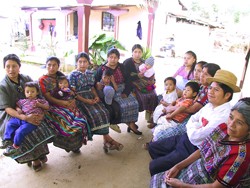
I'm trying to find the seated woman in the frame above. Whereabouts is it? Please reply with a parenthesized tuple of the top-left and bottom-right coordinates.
(95, 48, 141, 135)
(39, 57, 91, 153)
(150, 97, 250, 188)
(153, 63, 221, 142)
(123, 44, 158, 124)
(0, 54, 54, 172)
(68, 52, 123, 152)
(172, 50, 197, 92)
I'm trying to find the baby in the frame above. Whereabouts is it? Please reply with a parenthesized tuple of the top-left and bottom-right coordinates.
(1, 81, 49, 156)
(52, 76, 76, 101)
(139, 56, 155, 78)
(148, 77, 178, 129)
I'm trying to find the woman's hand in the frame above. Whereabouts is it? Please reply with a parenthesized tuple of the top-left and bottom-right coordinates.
(164, 165, 180, 180)
(96, 82, 104, 91)
(138, 72, 144, 78)
(94, 96, 100, 103)
(165, 178, 185, 187)
(25, 113, 44, 126)
(121, 93, 127, 98)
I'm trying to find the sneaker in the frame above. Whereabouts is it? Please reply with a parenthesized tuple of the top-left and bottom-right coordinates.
(0, 140, 13, 149)
(110, 124, 121, 133)
(3, 145, 18, 156)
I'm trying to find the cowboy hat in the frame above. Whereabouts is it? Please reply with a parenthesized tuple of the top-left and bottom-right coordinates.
(206, 69, 241, 93)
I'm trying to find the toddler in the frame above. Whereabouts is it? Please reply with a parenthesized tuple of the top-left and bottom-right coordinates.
(148, 77, 178, 129)
(97, 69, 118, 105)
(1, 81, 49, 156)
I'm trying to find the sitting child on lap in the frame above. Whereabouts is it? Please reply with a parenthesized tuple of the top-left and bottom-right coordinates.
(153, 81, 200, 140)
(0, 81, 49, 156)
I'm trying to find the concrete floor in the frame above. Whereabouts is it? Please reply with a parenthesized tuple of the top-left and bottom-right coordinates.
(0, 112, 153, 188)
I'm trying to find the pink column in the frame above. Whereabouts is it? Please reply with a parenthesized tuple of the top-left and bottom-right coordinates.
(146, 3, 158, 49)
(76, 0, 93, 53)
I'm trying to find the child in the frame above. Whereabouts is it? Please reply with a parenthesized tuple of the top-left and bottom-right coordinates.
(96, 69, 121, 133)
(51, 76, 92, 143)
(97, 69, 118, 105)
(132, 56, 156, 93)
(139, 56, 155, 78)
(52, 76, 76, 100)
(152, 81, 200, 140)
(148, 77, 178, 129)
(173, 51, 197, 92)
(1, 81, 49, 156)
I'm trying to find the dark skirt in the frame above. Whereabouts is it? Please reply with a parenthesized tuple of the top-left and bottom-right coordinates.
(8, 121, 55, 164)
(134, 89, 158, 112)
(76, 90, 110, 135)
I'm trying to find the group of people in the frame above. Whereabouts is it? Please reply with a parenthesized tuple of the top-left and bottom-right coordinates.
(1, 45, 250, 187)
(143, 50, 250, 187)
(0, 44, 158, 172)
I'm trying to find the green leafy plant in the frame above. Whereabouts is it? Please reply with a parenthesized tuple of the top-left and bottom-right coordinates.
(88, 33, 126, 67)
(142, 47, 152, 60)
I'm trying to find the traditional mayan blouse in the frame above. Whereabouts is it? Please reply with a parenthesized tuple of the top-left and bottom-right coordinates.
(200, 123, 250, 187)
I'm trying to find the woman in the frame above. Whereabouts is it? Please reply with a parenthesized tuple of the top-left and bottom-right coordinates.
(95, 48, 141, 135)
(68, 52, 123, 152)
(0, 54, 54, 171)
(123, 44, 158, 124)
(151, 98, 250, 188)
(39, 56, 91, 153)
(153, 63, 220, 142)
(193, 61, 207, 82)
(173, 50, 197, 92)
(148, 70, 240, 176)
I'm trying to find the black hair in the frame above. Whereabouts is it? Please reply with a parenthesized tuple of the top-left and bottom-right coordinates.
(107, 48, 120, 58)
(217, 82, 234, 101)
(102, 69, 113, 77)
(46, 56, 60, 66)
(196, 61, 207, 67)
(185, 81, 200, 95)
(132, 44, 143, 53)
(76, 52, 90, 63)
(24, 81, 40, 92)
(56, 76, 69, 88)
(24, 81, 43, 98)
(203, 63, 221, 77)
(3, 54, 21, 68)
(185, 50, 197, 79)
(164, 77, 176, 85)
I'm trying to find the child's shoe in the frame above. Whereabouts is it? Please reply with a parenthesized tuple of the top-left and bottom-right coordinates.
(3, 145, 18, 156)
(0, 140, 13, 149)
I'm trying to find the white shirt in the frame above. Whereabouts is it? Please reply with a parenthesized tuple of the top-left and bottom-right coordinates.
(162, 89, 178, 104)
(186, 102, 231, 146)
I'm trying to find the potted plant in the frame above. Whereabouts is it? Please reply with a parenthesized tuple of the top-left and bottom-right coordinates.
(88, 33, 126, 70)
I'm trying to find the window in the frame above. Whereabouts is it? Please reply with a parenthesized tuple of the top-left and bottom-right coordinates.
(102, 12, 114, 32)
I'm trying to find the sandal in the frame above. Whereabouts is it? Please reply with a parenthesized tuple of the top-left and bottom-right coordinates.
(39, 156, 48, 163)
(32, 162, 42, 172)
(109, 139, 124, 151)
